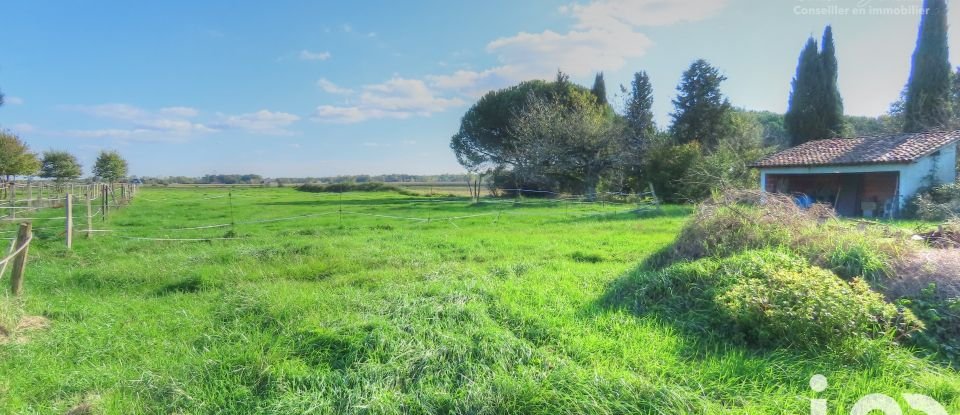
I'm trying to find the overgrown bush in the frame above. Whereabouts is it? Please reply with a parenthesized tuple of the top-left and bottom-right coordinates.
(907, 181, 960, 221)
(296, 182, 418, 195)
(613, 250, 923, 350)
(898, 284, 960, 367)
(654, 190, 913, 280)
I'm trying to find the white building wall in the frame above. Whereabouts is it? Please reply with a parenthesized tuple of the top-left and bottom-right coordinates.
(758, 143, 958, 210)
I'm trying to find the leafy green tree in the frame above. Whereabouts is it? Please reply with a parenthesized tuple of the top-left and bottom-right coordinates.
(510, 92, 621, 196)
(450, 78, 611, 183)
(591, 72, 607, 106)
(785, 37, 826, 145)
(681, 110, 772, 200)
(669, 59, 733, 149)
(0, 131, 40, 183)
(39, 150, 83, 184)
(819, 26, 844, 137)
(902, 0, 952, 132)
(642, 137, 702, 203)
(92, 150, 129, 182)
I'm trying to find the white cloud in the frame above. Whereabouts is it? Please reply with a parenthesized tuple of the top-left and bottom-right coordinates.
(5, 96, 24, 105)
(63, 103, 298, 140)
(426, 0, 724, 97)
(341, 24, 353, 33)
(317, 78, 354, 95)
(212, 110, 301, 135)
(299, 50, 332, 61)
(10, 123, 34, 133)
(313, 77, 465, 123)
(159, 106, 199, 117)
(564, 0, 729, 30)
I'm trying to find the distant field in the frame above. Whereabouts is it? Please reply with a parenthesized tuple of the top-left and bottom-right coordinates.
(394, 181, 475, 196)
(0, 188, 957, 414)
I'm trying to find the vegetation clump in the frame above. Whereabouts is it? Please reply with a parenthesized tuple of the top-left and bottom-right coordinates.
(612, 250, 922, 349)
(654, 190, 911, 280)
(908, 181, 960, 221)
(296, 182, 418, 195)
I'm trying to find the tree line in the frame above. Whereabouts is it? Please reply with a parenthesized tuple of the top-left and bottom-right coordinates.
(451, 0, 960, 202)
(0, 131, 129, 185)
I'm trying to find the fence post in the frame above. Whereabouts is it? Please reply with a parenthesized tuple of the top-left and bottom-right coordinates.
(86, 194, 93, 239)
(65, 193, 73, 249)
(102, 185, 108, 221)
(10, 222, 32, 296)
(9, 184, 16, 221)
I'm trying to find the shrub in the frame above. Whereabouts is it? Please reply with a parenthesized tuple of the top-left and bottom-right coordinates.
(907, 181, 960, 221)
(616, 250, 923, 350)
(720, 267, 921, 347)
(296, 182, 418, 195)
(654, 190, 912, 280)
(898, 284, 960, 367)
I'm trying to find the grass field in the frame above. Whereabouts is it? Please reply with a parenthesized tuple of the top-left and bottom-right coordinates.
(0, 188, 958, 414)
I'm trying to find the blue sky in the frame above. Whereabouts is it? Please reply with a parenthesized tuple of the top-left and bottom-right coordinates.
(1, 0, 958, 177)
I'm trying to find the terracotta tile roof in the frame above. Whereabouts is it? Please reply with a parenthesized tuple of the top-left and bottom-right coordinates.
(751, 130, 960, 168)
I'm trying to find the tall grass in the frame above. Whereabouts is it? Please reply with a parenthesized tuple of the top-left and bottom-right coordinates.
(0, 188, 956, 413)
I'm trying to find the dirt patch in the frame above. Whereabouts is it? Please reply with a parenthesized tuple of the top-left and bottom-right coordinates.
(915, 227, 960, 249)
(65, 402, 94, 415)
(887, 250, 960, 299)
(0, 315, 51, 345)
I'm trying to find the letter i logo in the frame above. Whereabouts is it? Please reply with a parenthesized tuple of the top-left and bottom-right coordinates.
(810, 374, 828, 415)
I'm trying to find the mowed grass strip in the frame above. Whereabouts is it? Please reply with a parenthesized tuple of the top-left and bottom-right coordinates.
(0, 187, 957, 414)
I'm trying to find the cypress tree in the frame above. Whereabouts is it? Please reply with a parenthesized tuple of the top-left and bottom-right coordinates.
(819, 26, 844, 137)
(624, 71, 656, 140)
(903, 0, 952, 132)
(669, 59, 732, 149)
(591, 72, 608, 106)
(785, 37, 824, 146)
(951, 67, 960, 127)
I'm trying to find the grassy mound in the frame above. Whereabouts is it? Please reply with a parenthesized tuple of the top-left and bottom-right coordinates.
(296, 182, 418, 195)
(610, 250, 923, 350)
(652, 190, 913, 280)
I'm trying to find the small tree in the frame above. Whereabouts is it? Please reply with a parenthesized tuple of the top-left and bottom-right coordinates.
(591, 72, 608, 106)
(0, 131, 40, 183)
(39, 150, 83, 185)
(92, 150, 129, 183)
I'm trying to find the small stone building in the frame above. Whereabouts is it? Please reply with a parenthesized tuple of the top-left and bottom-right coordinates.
(751, 130, 959, 217)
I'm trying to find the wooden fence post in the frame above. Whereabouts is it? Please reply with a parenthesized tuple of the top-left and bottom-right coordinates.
(65, 193, 73, 249)
(86, 194, 93, 239)
(101, 185, 108, 221)
(9, 184, 16, 221)
(10, 222, 32, 296)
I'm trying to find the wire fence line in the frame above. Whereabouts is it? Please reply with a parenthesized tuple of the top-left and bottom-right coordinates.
(98, 188, 661, 242)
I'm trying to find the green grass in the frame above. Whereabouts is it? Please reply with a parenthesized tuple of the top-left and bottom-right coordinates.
(0, 188, 958, 414)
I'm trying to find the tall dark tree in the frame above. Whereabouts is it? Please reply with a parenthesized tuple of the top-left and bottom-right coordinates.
(624, 71, 656, 140)
(669, 59, 733, 148)
(591, 72, 608, 106)
(819, 26, 844, 137)
(902, 0, 952, 132)
(785, 37, 825, 146)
